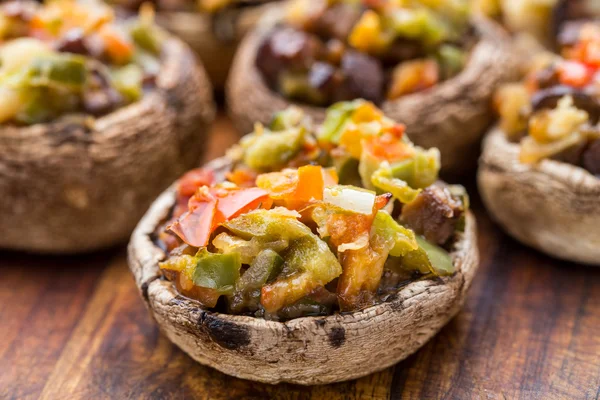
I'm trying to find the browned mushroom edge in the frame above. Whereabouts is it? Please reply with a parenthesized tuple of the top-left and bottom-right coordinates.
(478, 126, 600, 265)
(227, 9, 518, 176)
(0, 36, 216, 254)
(127, 156, 479, 385)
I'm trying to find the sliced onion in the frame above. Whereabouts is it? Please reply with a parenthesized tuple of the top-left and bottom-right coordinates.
(323, 185, 376, 215)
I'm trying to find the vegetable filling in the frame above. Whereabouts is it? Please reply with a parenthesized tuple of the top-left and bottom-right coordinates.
(158, 100, 469, 320)
(0, 0, 164, 125)
(255, 0, 474, 106)
(494, 21, 600, 176)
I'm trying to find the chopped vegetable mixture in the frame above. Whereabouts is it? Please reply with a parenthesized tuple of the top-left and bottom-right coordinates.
(159, 100, 468, 320)
(256, 0, 474, 106)
(494, 21, 600, 176)
(0, 0, 164, 125)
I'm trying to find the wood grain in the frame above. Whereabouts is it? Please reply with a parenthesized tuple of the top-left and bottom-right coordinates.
(0, 115, 599, 399)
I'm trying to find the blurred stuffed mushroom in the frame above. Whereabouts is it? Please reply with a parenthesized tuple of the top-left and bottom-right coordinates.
(479, 21, 600, 265)
(110, 0, 282, 88)
(128, 101, 479, 384)
(0, 0, 215, 253)
(228, 0, 517, 175)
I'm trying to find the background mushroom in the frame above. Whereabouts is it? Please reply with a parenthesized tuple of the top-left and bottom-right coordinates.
(112, 0, 281, 89)
(128, 156, 479, 385)
(0, 36, 216, 253)
(478, 127, 600, 265)
(227, 4, 518, 176)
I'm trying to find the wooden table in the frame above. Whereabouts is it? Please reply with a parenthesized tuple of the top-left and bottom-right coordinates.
(1, 116, 599, 400)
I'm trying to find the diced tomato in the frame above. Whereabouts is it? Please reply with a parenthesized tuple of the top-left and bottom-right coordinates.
(363, 133, 414, 162)
(216, 187, 272, 219)
(169, 187, 271, 248)
(178, 168, 215, 198)
(174, 168, 215, 218)
(169, 192, 218, 248)
(558, 60, 595, 88)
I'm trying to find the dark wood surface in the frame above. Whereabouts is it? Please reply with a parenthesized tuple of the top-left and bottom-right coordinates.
(1, 116, 599, 400)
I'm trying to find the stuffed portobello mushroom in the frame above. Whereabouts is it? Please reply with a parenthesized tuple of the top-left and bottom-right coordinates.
(479, 21, 600, 265)
(110, 0, 282, 88)
(0, 0, 215, 253)
(129, 100, 479, 384)
(228, 0, 517, 175)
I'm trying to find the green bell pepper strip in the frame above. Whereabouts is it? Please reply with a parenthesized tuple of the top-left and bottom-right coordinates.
(318, 100, 363, 145)
(371, 210, 419, 257)
(130, 20, 163, 55)
(110, 64, 143, 102)
(389, 147, 440, 189)
(269, 106, 305, 131)
(240, 125, 307, 171)
(191, 249, 241, 295)
(401, 235, 455, 277)
(223, 209, 342, 313)
(371, 165, 422, 204)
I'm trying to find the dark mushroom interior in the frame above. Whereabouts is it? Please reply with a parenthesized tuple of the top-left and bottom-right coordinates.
(494, 20, 600, 176)
(254, 0, 475, 107)
(155, 101, 469, 321)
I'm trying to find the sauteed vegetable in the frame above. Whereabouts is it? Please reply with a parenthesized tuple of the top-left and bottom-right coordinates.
(158, 101, 468, 320)
(495, 21, 600, 176)
(0, 0, 164, 125)
(255, 0, 474, 106)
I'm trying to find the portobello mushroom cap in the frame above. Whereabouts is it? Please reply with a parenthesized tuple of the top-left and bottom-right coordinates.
(227, 10, 518, 175)
(0, 36, 215, 254)
(156, 0, 278, 88)
(127, 156, 479, 385)
(478, 127, 600, 265)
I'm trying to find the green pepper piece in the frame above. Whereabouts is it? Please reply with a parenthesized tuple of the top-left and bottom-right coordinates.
(279, 71, 326, 106)
(389, 147, 440, 189)
(415, 235, 454, 276)
(17, 54, 88, 91)
(269, 106, 305, 131)
(318, 100, 362, 145)
(436, 45, 465, 79)
(192, 249, 242, 295)
(401, 235, 455, 277)
(224, 209, 314, 242)
(224, 209, 342, 312)
(212, 232, 288, 265)
(371, 165, 422, 204)
(130, 20, 163, 55)
(241, 125, 306, 171)
(237, 249, 284, 292)
(110, 64, 143, 102)
(358, 143, 382, 191)
(334, 154, 361, 186)
(372, 210, 418, 257)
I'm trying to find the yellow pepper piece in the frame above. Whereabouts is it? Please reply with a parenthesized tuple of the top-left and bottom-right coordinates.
(349, 10, 389, 54)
